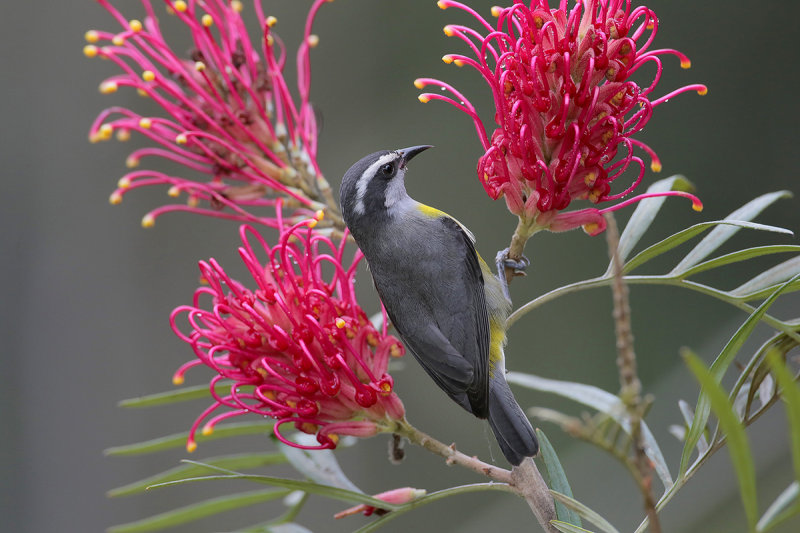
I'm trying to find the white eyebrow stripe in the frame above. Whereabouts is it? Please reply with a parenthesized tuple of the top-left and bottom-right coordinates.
(353, 152, 397, 216)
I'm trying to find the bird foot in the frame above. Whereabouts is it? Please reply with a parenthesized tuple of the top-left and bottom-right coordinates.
(495, 248, 530, 301)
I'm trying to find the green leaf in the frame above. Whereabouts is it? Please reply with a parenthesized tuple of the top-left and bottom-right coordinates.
(108, 452, 287, 497)
(677, 400, 709, 454)
(731, 256, 800, 298)
(731, 279, 800, 303)
(118, 382, 238, 408)
(536, 429, 581, 527)
(551, 521, 598, 533)
(670, 191, 793, 274)
(550, 491, 620, 533)
(105, 421, 274, 456)
(677, 246, 800, 279)
(680, 275, 800, 476)
(149, 470, 404, 510)
(278, 435, 362, 493)
(507, 372, 673, 490)
(108, 488, 291, 533)
(351, 483, 514, 533)
(608, 175, 695, 274)
(684, 350, 758, 531)
(766, 351, 800, 482)
(756, 481, 800, 532)
(623, 220, 792, 275)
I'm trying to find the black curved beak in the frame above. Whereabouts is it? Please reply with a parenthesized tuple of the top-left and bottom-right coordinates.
(398, 145, 433, 166)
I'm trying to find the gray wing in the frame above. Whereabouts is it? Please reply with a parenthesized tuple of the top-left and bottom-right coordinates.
(372, 216, 490, 418)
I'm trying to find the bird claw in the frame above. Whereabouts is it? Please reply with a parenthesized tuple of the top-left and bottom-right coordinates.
(495, 248, 530, 278)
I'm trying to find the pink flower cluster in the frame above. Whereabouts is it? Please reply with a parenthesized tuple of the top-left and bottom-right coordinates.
(86, 0, 331, 228)
(171, 206, 405, 451)
(417, 0, 705, 234)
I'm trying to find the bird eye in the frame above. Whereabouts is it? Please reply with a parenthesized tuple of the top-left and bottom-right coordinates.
(380, 163, 394, 175)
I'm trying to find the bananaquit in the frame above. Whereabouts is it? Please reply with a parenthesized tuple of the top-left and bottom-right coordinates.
(339, 145, 538, 465)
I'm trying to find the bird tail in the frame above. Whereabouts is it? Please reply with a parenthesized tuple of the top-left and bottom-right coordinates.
(487, 375, 538, 466)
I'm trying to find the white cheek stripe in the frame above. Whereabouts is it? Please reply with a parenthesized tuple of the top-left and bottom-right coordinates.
(354, 153, 397, 215)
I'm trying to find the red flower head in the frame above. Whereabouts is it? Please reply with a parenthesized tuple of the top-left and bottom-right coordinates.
(86, 0, 335, 229)
(416, 0, 705, 235)
(171, 205, 405, 451)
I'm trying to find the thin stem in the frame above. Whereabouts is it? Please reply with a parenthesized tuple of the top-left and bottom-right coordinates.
(508, 275, 800, 343)
(504, 215, 539, 284)
(605, 213, 661, 533)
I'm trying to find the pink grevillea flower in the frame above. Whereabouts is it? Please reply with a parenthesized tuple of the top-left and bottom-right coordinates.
(334, 487, 427, 519)
(86, 0, 336, 229)
(170, 206, 405, 451)
(417, 0, 706, 235)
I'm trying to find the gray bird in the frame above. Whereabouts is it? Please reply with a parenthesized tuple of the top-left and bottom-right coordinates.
(339, 145, 538, 465)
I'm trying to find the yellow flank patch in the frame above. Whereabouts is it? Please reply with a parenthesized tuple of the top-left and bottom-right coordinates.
(488, 318, 505, 377)
(416, 203, 445, 218)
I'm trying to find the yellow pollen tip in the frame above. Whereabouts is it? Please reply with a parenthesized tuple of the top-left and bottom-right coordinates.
(118, 177, 131, 189)
(174, 1, 188, 13)
(83, 45, 98, 58)
(231, 0, 243, 12)
(201, 14, 214, 27)
(167, 186, 181, 197)
(109, 192, 123, 205)
(194, 61, 206, 71)
(116, 129, 131, 142)
(142, 70, 155, 82)
(201, 425, 214, 436)
(315, 209, 325, 221)
(491, 6, 503, 17)
(437, 0, 448, 9)
(99, 123, 113, 138)
(186, 441, 197, 453)
(85, 30, 100, 43)
(443, 25, 455, 37)
(307, 34, 320, 47)
(125, 156, 139, 168)
(646, 22, 654, 30)
(176, 133, 188, 145)
(418, 94, 430, 103)
(413, 78, 426, 89)
(390, 344, 402, 357)
(327, 433, 339, 445)
(187, 195, 199, 207)
(442, 55, 454, 64)
(453, 59, 465, 67)
(583, 222, 600, 235)
(112, 35, 125, 46)
(335, 318, 346, 329)
(266, 15, 278, 27)
(141, 214, 156, 228)
(650, 161, 662, 173)
(129, 19, 143, 32)
(137, 88, 148, 97)
(99, 81, 118, 94)
(172, 374, 185, 385)
(139, 117, 153, 129)
(697, 87, 708, 96)
(308, 218, 318, 228)
(681, 59, 692, 69)
(266, 34, 274, 47)
(692, 199, 704, 212)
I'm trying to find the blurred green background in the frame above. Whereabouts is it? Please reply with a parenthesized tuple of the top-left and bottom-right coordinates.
(1, 0, 798, 531)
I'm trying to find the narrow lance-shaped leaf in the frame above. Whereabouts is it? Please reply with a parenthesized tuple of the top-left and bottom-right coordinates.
(766, 351, 800, 482)
(118, 382, 241, 408)
(680, 274, 800, 477)
(670, 191, 793, 274)
(607, 175, 695, 275)
(278, 434, 362, 493)
(508, 372, 673, 490)
(677, 399, 709, 455)
(108, 488, 291, 533)
(550, 491, 620, 533)
(536, 429, 582, 527)
(684, 350, 758, 531)
(756, 481, 800, 533)
(104, 421, 274, 456)
(677, 246, 800, 279)
(731, 255, 800, 298)
(623, 220, 792, 275)
(551, 521, 598, 533)
(108, 452, 287, 497)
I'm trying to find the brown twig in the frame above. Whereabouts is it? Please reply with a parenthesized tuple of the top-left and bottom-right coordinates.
(604, 212, 661, 533)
